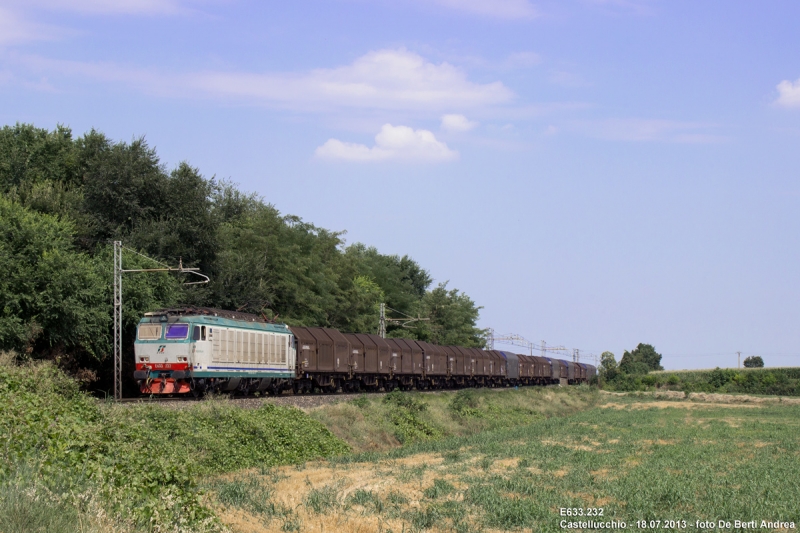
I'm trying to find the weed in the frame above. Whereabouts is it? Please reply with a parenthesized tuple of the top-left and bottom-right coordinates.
(450, 389, 483, 417)
(385, 490, 409, 506)
(442, 449, 463, 463)
(351, 394, 370, 408)
(347, 489, 384, 513)
(423, 478, 456, 499)
(304, 485, 339, 514)
(0, 358, 349, 532)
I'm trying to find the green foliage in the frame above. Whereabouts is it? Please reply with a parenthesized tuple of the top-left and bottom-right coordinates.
(0, 198, 109, 359)
(658, 367, 800, 395)
(305, 485, 339, 514)
(382, 390, 428, 412)
(423, 478, 456, 499)
(0, 465, 98, 533)
(449, 389, 484, 418)
(0, 123, 487, 384)
(346, 489, 384, 513)
(744, 355, 764, 368)
(599, 351, 618, 380)
(0, 359, 349, 531)
(381, 391, 441, 443)
(417, 282, 487, 347)
(604, 365, 800, 396)
(619, 343, 663, 374)
(312, 387, 597, 453)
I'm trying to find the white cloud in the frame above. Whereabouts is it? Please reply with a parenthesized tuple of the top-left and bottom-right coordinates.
(429, 0, 537, 19)
(315, 124, 458, 162)
(188, 49, 513, 111)
(775, 78, 800, 108)
(10, 48, 513, 112)
(441, 113, 478, 132)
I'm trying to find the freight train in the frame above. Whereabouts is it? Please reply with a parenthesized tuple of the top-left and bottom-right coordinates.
(133, 307, 596, 396)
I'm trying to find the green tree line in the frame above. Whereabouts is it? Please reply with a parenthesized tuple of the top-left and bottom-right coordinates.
(0, 124, 485, 388)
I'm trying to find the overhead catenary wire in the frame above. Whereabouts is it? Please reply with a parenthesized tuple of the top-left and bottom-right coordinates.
(113, 241, 210, 401)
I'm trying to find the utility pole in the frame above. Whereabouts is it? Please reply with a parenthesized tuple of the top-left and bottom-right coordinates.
(379, 303, 387, 338)
(737, 351, 741, 369)
(113, 241, 209, 401)
(541, 340, 566, 358)
(487, 330, 533, 353)
(113, 241, 122, 403)
(378, 303, 428, 338)
(573, 348, 580, 362)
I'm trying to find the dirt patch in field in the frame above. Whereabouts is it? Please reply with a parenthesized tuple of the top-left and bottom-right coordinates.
(590, 468, 612, 479)
(566, 491, 619, 508)
(601, 401, 760, 410)
(492, 457, 519, 469)
(601, 390, 800, 406)
(210, 451, 491, 533)
(640, 439, 677, 446)
(542, 439, 598, 452)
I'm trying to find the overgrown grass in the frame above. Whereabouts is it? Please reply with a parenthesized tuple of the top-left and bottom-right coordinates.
(219, 394, 800, 532)
(309, 386, 598, 452)
(0, 355, 349, 532)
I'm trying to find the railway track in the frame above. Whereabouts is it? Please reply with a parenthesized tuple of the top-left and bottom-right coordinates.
(113, 390, 401, 410)
(110, 386, 528, 410)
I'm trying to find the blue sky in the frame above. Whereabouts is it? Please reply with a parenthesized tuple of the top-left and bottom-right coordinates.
(2, 0, 800, 369)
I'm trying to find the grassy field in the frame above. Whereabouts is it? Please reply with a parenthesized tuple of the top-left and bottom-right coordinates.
(309, 387, 598, 453)
(208, 393, 800, 533)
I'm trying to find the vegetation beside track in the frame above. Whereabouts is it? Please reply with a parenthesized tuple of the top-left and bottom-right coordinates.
(0, 353, 348, 532)
(209, 393, 800, 533)
(309, 386, 599, 453)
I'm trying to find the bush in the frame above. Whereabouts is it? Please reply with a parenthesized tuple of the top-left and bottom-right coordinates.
(744, 356, 764, 368)
(449, 389, 483, 417)
(0, 358, 349, 531)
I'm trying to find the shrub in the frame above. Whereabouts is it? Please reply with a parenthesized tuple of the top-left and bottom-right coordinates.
(743, 356, 764, 368)
(449, 389, 483, 417)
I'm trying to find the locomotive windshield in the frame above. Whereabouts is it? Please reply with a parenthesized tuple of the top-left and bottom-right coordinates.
(137, 324, 162, 340)
(165, 324, 189, 340)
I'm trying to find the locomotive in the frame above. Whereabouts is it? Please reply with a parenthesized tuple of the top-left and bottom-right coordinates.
(133, 307, 596, 396)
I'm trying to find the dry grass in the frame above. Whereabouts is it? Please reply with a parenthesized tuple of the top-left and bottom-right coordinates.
(209, 391, 800, 532)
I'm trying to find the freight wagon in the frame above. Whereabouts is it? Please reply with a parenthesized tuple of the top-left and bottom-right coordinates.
(134, 307, 595, 396)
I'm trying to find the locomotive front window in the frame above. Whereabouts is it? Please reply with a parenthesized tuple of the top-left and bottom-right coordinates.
(165, 324, 189, 340)
(138, 324, 162, 340)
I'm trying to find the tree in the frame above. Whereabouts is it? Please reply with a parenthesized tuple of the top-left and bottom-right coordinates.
(0, 123, 491, 386)
(343, 244, 431, 325)
(743, 355, 764, 368)
(417, 282, 486, 347)
(0, 198, 108, 359)
(599, 351, 618, 380)
(619, 343, 663, 374)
